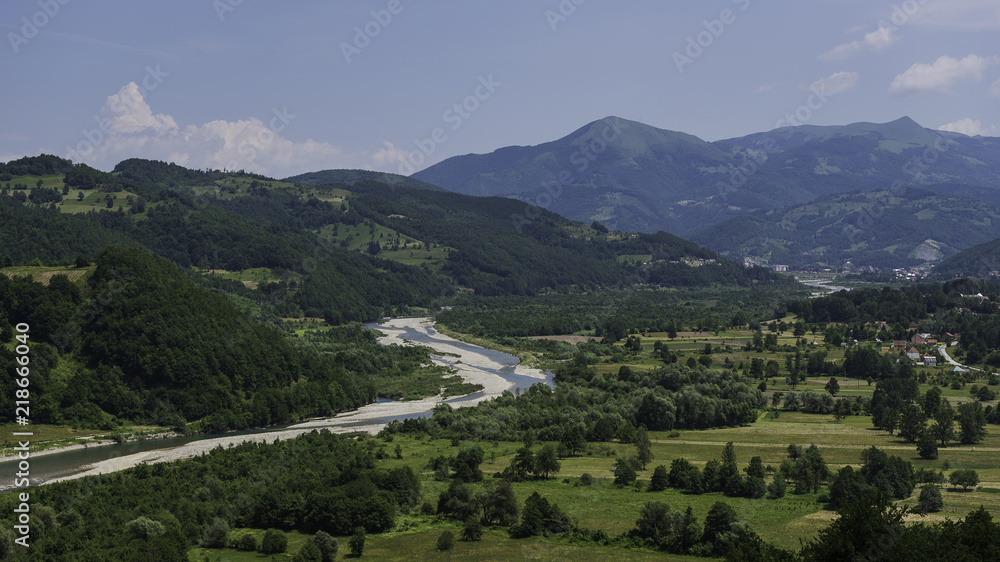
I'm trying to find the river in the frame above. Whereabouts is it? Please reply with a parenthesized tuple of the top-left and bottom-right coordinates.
(0, 317, 552, 490)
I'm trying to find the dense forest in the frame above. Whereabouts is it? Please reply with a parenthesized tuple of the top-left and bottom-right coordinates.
(0, 431, 419, 560)
(0, 248, 442, 429)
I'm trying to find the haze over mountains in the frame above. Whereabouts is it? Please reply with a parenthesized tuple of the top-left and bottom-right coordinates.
(414, 116, 1000, 269)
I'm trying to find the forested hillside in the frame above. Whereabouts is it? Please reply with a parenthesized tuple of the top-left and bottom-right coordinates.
(0, 248, 377, 430)
(2, 156, 792, 319)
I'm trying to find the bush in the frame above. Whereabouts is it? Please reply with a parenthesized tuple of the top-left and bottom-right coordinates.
(312, 531, 339, 562)
(579, 473, 594, 486)
(125, 516, 164, 540)
(200, 517, 229, 548)
(350, 527, 366, 557)
(918, 485, 943, 513)
(294, 540, 323, 562)
(233, 533, 258, 551)
(436, 531, 456, 551)
(261, 528, 288, 555)
(461, 517, 483, 542)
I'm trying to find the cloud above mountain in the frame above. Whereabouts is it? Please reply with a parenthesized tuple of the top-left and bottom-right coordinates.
(889, 54, 998, 94)
(65, 83, 388, 178)
(820, 28, 899, 61)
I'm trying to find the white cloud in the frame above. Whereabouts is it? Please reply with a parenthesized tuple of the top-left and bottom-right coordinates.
(937, 118, 998, 136)
(809, 72, 859, 96)
(820, 27, 899, 61)
(755, 82, 780, 93)
(989, 77, 1000, 98)
(889, 54, 998, 94)
(65, 83, 387, 178)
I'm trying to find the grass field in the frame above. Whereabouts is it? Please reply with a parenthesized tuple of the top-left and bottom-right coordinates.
(0, 264, 94, 285)
(183, 403, 1000, 560)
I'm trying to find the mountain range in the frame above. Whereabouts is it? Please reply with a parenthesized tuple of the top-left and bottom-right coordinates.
(413, 116, 1000, 269)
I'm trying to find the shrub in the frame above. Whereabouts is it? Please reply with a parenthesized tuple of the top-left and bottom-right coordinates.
(349, 527, 366, 557)
(918, 485, 943, 513)
(233, 533, 258, 551)
(436, 531, 455, 551)
(260, 528, 288, 555)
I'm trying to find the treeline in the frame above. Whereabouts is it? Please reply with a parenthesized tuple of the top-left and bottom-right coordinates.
(0, 154, 73, 179)
(788, 280, 996, 325)
(0, 431, 418, 560)
(436, 288, 795, 338)
(383, 357, 765, 442)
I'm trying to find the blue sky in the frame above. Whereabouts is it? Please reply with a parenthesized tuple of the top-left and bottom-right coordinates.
(2, 0, 998, 178)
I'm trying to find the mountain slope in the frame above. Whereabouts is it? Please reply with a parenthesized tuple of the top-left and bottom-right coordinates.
(414, 116, 1000, 235)
(687, 189, 1000, 269)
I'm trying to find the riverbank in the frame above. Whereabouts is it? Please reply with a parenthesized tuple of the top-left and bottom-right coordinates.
(19, 317, 548, 486)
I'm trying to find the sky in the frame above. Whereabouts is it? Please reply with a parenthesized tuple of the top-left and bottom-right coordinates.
(1, 0, 998, 179)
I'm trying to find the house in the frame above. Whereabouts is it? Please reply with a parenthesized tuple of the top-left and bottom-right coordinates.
(893, 340, 907, 350)
(911, 334, 927, 345)
(909, 323, 920, 330)
(907, 347, 920, 360)
(922, 355, 937, 367)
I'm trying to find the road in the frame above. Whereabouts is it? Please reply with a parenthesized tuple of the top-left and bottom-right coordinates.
(938, 344, 982, 373)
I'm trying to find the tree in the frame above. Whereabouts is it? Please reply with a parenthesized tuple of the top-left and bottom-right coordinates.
(931, 403, 956, 446)
(800, 491, 909, 562)
(453, 446, 485, 482)
(635, 426, 653, 470)
(126, 516, 165, 540)
(825, 377, 840, 396)
(650, 465, 669, 492)
(794, 445, 828, 494)
(295, 541, 322, 562)
(746, 456, 765, 480)
(200, 517, 229, 548)
(613, 457, 638, 486)
(950, 469, 979, 491)
(533, 444, 560, 479)
(511, 492, 570, 538)
(898, 404, 927, 443)
(312, 531, 338, 562)
(261, 529, 288, 555)
(461, 517, 483, 541)
(436, 531, 455, 551)
(720, 441, 738, 481)
(923, 386, 942, 417)
(349, 527, 366, 557)
(702, 501, 739, 546)
(767, 473, 786, 499)
(917, 431, 939, 460)
(957, 401, 988, 445)
(479, 480, 519, 526)
(616, 419, 637, 444)
(561, 424, 586, 455)
(508, 447, 535, 481)
(918, 484, 943, 513)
